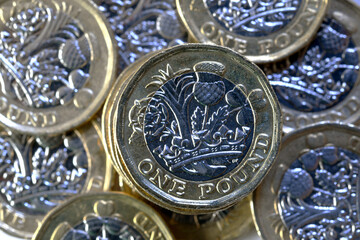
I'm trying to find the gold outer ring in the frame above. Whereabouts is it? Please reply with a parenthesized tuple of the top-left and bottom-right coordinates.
(176, 0, 328, 63)
(0, 0, 116, 135)
(110, 43, 282, 214)
(0, 120, 112, 239)
(32, 192, 174, 240)
(252, 123, 360, 240)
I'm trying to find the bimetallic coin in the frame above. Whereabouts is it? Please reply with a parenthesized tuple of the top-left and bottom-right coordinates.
(102, 53, 154, 177)
(252, 123, 360, 240)
(111, 44, 282, 214)
(0, 121, 112, 239)
(0, 0, 116, 135)
(176, 0, 328, 63)
(94, 0, 187, 72)
(264, 0, 360, 134)
(32, 192, 174, 240)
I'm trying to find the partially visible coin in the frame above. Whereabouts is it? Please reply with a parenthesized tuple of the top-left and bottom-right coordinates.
(109, 44, 281, 214)
(264, 0, 360, 134)
(176, 0, 328, 63)
(0, 0, 116, 135)
(252, 123, 360, 240)
(32, 192, 174, 240)
(160, 195, 254, 240)
(93, 0, 187, 73)
(0, 121, 112, 239)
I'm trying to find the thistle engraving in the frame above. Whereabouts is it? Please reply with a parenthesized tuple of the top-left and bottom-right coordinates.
(96, 0, 187, 71)
(138, 61, 255, 181)
(205, 0, 301, 37)
(268, 19, 360, 112)
(0, 131, 88, 215)
(0, 1, 93, 108)
(61, 200, 144, 240)
(278, 146, 360, 239)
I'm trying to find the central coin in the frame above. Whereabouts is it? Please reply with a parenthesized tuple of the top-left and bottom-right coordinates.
(144, 69, 255, 181)
(112, 44, 281, 214)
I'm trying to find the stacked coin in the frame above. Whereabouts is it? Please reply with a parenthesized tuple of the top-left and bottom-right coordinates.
(0, 0, 359, 239)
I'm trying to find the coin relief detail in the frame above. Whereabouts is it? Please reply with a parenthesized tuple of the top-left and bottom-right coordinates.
(60, 200, 145, 240)
(278, 135, 360, 239)
(177, 0, 328, 62)
(143, 61, 255, 181)
(96, 0, 187, 71)
(269, 18, 359, 112)
(0, 1, 95, 109)
(205, 0, 302, 37)
(128, 61, 274, 199)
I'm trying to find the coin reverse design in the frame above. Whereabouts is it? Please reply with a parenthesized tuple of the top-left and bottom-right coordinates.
(33, 192, 173, 240)
(176, 0, 328, 63)
(95, 0, 187, 72)
(252, 123, 360, 240)
(264, 0, 360, 133)
(0, 121, 111, 238)
(0, 0, 116, 134)
(114, 44, 281, 213)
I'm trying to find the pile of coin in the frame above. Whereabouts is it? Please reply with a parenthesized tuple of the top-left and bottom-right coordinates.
(0, 0, 359, 239)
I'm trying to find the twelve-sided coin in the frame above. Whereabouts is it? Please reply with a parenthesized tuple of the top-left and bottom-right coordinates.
(110, 44, 282, 214)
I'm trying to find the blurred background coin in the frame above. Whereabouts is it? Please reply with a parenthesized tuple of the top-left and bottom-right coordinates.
(33, 192, 174, 240)
(176, 0, 328, 63)
(252, 123, 360, 239)
(93, 0, 187, 73)
(109, 44, 282, 214)
(160, 195, 254, 240)
(0, 0, 116, 135)
(263, 0, 360, 134)
(0, 121, 112, 239)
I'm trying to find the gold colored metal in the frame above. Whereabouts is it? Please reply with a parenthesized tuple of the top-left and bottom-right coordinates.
(161, 195, 254, 240)
(262, 0, 360, 134)
(176, 0, 328, 63)
(106, 43, 282, 214)
(252, 123, 360, 240)
(0, 0, 116, 135)
(0, 120, 112, 239)
(32, 192, 174, 240)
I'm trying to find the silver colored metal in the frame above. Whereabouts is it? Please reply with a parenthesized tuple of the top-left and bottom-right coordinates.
(0, 121, 111, 239)
(95, 0, 187, 71)
(0, 1, 91, 108)
(61, 217, 144, 240)
(205, 0, 302, 37)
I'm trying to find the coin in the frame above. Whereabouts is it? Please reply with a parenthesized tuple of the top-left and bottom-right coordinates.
(160, 195, 254, 240)
(108, 44, 282, 214)
(32, 192, 174, 240)
(0, 0, 116, 135)
(252, 123, 360, 240)
(93, 0, 187, 73)
(176, 0, 328, 63)
(0, 121, 112, 239)
(263, 0, 360, 134)
(102, 53, 153, 177)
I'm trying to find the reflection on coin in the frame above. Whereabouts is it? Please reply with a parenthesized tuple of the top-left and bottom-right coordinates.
(0, 121, 111, 239)
(264, 0, 360, 134)
(176, 0, 328, 63)
(0, 0, 116, 135)
(160, 195, 254, 240)
(102, 53, 153, 177)
(33, 192, 173, 240)
(109, 44, 281, 214)
(94, 0, 187, 72)
(252, 123, 360, 240)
